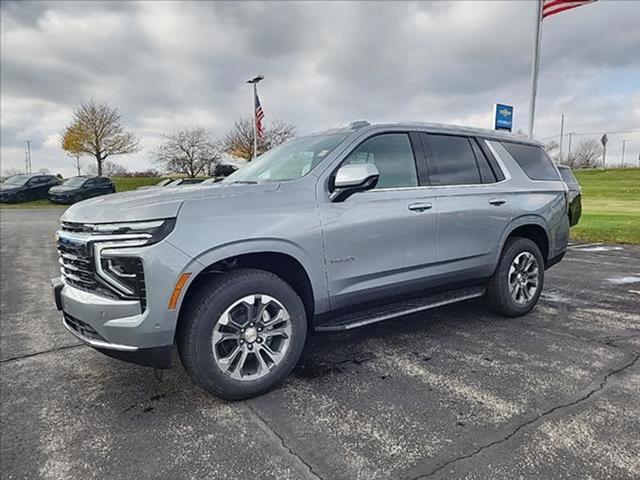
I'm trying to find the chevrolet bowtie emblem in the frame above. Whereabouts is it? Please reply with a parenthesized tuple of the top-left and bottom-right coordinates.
(499, 108, 512, 117)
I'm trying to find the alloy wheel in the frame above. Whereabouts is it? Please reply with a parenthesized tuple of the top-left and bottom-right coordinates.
(211, 294, 292, 381)
(508, 251, 539, 304)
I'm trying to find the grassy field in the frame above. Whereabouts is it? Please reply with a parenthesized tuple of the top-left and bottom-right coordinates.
(570, 168, 640, 244)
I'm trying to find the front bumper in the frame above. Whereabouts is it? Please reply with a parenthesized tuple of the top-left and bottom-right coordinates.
(53, 277, 172, 368)
(51, 237, 196, 369)
(49, 195, 72, 204)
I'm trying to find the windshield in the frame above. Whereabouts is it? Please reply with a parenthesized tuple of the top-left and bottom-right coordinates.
(62, 177, 87, 187)
(157, 178, 173, 186)
(223, 133, 349, 183)
(3, 175, 30, 186)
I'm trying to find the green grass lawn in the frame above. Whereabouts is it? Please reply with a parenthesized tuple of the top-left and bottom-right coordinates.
(571, 168, 640, 244)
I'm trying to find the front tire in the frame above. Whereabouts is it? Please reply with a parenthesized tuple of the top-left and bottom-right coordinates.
(485, 237, 544, 317)
(177, 268, 307, 400)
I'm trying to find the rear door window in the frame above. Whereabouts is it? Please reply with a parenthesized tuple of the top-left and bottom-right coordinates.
(422, 134, 481, 186)
(501, 142, 559, 181)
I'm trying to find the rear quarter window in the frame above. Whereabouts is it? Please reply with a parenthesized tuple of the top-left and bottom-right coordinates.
(501, 142, 559, 181)
(557, 167, 579, 188)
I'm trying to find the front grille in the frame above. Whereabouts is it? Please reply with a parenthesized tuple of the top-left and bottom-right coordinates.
(57, 237, 100, 292)
(57, 224, 146, 308)
(64, 313, 106, 342)
(60, 221, 90, 233)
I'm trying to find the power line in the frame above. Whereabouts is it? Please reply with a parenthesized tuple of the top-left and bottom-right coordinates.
(538, 129, 640, 141)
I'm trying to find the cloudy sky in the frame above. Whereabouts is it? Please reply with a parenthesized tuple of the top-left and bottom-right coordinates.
(1, 0, 638, 176)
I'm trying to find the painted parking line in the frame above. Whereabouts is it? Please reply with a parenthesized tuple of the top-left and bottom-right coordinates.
(569, 244, 624, 253)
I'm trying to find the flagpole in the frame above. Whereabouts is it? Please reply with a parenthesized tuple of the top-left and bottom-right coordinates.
(528, 0, 543, 138)
(246, 75, 264, 160)
(252, 82, 258, 160)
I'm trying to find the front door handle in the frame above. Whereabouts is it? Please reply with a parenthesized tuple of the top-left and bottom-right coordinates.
(488, 198, 507, 206)
(408, 202, 432, 212)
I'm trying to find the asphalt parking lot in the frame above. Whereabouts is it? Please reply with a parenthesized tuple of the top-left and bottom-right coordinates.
(1, 208, 639, 480)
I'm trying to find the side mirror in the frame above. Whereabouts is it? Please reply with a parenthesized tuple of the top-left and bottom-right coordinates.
(331, 164, 379, 202)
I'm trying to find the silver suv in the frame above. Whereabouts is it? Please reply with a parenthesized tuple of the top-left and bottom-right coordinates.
(52, 121, 570, 400)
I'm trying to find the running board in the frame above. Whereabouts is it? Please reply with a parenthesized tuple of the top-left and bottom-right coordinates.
(314, 286, 485, 332)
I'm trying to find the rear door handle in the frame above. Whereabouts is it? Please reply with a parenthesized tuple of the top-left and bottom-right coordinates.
(408, 202, 432, 212)
(488, 198, 507, 206)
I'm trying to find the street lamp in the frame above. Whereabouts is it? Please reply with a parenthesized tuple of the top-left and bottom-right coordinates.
(246, 75, 264, 160)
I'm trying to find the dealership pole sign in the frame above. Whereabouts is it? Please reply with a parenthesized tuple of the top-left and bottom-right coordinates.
(493, 103, 514, 132)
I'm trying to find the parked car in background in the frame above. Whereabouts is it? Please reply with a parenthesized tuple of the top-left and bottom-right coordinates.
(53, 121, 570, 400)
(556, 165, 582, 227)
(137, 178, 206, 190)
(166, 178, 206, 187)
(0, 174, 60, 203)
(138, 178, 173, 190)
(49, 176, 115, 204)
(213, 163, 239, 178)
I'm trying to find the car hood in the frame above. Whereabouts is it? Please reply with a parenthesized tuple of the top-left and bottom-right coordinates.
(61, 182, 281, 223)
(49, 185, 78, 193)
(0, 184, 21, 192)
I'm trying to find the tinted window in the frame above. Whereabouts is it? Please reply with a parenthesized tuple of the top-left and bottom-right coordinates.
(557, 167, 579, 188)
(470, 139, 497, 183)
(502, 142, 559, 181)
(63, 177, 86, 187)
(3, 175, 30, 186)
(342, 133, 418, 189)
(425, 134, 481, 185)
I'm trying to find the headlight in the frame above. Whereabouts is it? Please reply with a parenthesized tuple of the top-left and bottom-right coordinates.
(89, 218, 176, 245)
(99, 256, 145, 299)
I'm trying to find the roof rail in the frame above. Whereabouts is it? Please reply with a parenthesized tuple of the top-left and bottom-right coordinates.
(349, 120, 370, 129)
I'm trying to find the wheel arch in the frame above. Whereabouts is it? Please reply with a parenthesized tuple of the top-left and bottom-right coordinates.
(498, 216, 551, 267)
(174, 242, 323, 336)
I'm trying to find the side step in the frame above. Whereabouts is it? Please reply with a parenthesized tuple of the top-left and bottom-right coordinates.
(314, 286, 485, 332)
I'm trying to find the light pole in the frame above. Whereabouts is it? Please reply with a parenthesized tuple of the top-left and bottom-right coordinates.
(246, 75, 264, 160)
(567, 132, 574, 166)
(558, 114, 564, 163)
(26, 140, 32, 173)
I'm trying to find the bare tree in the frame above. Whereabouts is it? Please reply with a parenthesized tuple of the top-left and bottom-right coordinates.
(545, 140, 560, 163)
(37, 168, 51, 175)
(3, 168, 24, 177)
(152, 127, 220, 178)
(573, 138, 602, 168)
(222, 117, 296, 161)
(61, 100, 140, 175)
(87, 160, 128, 177)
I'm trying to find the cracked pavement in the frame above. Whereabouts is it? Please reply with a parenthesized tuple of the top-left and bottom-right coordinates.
(1, 208, 639, 480)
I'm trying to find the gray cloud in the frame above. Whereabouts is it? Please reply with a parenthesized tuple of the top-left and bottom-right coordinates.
(1, 0, 638, 176)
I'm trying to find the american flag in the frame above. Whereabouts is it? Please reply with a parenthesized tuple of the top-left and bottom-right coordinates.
(255, 92, 265, 140)
(542, 0, 597, 19)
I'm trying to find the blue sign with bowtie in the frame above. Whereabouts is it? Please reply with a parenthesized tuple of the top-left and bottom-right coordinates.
(494, 103, 514, 132)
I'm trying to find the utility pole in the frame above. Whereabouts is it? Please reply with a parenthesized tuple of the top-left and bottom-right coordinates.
(26, 140, 32, 173)
(246, 75, 264, 160)
(24, 151, 29, 173)
(620, 140, 627, 168)
(601, 134, 608, 170)
(567, 132, 574, 166)
(558, 114, 565, 163)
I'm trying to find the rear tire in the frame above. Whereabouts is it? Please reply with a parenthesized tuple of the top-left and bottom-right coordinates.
(485, 237, 544, 317)
(177, 268, 307, 400)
